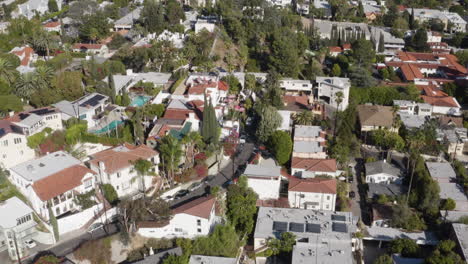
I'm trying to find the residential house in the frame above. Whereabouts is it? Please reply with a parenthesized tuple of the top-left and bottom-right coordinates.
(288, 177, 337, 210)
(189, 255, 237, 264)
(399, 114, 428, 129)
(451, 223, 468, 262)
(312, 0, 332, 18)
(8, 151, 97, 221)
(10, 46, 37, 73)
(370, 27, 405, 54)
(291, 158, 337, 178)
(266, 0, 292, 8)
(6, 107, 63, 136)
(279, 79, 313, 95)
(277, 110, 292, 131)
(393, 100, 432, 116)
(365, 160, 403, 184)
(43, 21, 61, 32)
(293, 125, 326, 143)
(427, 31, 442, 43)
(54, 93, 110, 129)
(329, 46, 343, 57)
(426, 162, 468, 211)
(12, 0, 63, 19)
(371, 203, 393, 227)
(296, 0, 310, 15)
(88, 143, 160, 198)
(313, 19, 371, 40)
(194, 19, 216, 33)
(436, 127, 467, 157)
(138, 196, 217, 239)
(113, 7, 142, 31)
(254, 207, 358, 264)
(357, 105, 397, 133)
(72, 43, 109, 55)
(244, 163, 282, 200)
(367, 183, 407, 200)
(292, 125, 327, 159)
(0, 120, 35, 169)
(314, 76, 350, 110)
(0, 197, 37, 261)
(409, 8, 467, 33)
(110, 70, 172, 96)
(183, 0, 216, 7)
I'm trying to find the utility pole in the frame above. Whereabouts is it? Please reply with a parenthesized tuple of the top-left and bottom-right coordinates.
(13, 232, 22, 264)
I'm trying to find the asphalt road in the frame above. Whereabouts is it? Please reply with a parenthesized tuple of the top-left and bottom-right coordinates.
(23, 223, 120, 263)
(170, 143, 255, 208)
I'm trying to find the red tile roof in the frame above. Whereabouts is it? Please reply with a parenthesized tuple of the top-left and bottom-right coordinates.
(43, 21, 60, 28)
(288, 177, 337, 194)
(342, 43, 351, 50)
(329, 46, 342, 53)
(291, 158, 337, 172)
(218, 81, 229, 91)
(32, 165, 96, 201)
(0, 120, 23, 138)
(163, 109, 198, 120)
(421, 96, 460, 108)
(89, 143, 158, 174)
(400, 64, 424, 81)
(11, 46, 35, 66)
(72, 43, 105, 50)
(187, 81, 227, 95)
(172, 195, 215, 219)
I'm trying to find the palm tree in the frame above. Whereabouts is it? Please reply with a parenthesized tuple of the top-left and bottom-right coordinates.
(158, 135, 182, 187)
(181, 131, 204, 169)
(0, 58, 17, 84)
(293, 110, 314, 125)
(131, 158, 154, 196)
(30, 30, 56, 60)
(89, 28, 99, 44)
(333, 91, 344, 140)
(405, 131, 425, 204)
(15, 72, 38, 100)
(34, 65, 54, 88)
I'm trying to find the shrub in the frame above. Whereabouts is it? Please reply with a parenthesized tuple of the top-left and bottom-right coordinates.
(102, 184, 118, 204)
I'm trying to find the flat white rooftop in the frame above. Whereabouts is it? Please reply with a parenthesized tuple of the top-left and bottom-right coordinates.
(0, 197, 33, 229)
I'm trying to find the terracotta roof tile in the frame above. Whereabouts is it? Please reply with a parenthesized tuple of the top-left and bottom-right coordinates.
(32, 165, 96, 201)
(89, 143, 158, 174)
(172, 196, 215, 219)
(329, 46, 342, 53)
(288, 177, 337, 194)
(291, 158, 337, 172)
(422, 95, 460, 108)
(43, 21, 60, 28)
(11, 46, 35, 66)
(357, 105, 394, 128)
(72, 43, 105, 50)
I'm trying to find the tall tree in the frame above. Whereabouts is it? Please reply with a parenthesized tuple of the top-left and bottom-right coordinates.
(48, 0, 59, 13)
(378, 32, 385, 52)
(255, 104, 282, 143)
(201, 98, 218, 145)
(0, 57, 17, 84)
(131, 159, 154, 195)
(226, 176, 258, 237)
(158, 135, 182, 186)
(141, 0, 166, 34)
(269, 131, 293, 165)
(352, 39, 375, 67)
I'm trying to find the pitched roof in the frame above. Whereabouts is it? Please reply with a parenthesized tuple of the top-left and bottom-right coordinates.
(357, 105, 394, 128)
(288, 177, 337, 194)
(72, 43, 105, 50)
(438, 116, 463, 128)
(32, 165, 96, 201)
(0, 197, 33, 229)
(43, 21, 61, 28)
(421, 95, 460, 108)
(89, 143, 158, 174)
(0, 120, 24, 138)
(172, 196, 215, 219)
(329, 46, 342, 53)
(10, 46, 35, 66)
(400, 64, 424, 81)
(365, 160, 402, 177)
(291, 158, 336, 172)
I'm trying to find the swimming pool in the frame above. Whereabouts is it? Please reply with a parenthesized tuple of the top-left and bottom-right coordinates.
(92, 120, 123, 134)
(131, 95, 151, 107)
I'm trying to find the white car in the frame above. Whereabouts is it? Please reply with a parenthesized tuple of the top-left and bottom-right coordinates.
(24, 239, 36, 249)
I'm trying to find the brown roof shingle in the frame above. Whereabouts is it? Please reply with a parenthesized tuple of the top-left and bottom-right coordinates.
(172, 196, 215, 219)
(291, 158, 337, 172)
(357, 105, 394, 128)
(288, 177, 337, 194)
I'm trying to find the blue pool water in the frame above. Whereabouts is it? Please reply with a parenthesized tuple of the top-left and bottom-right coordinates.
(92, 120, 123, 134)
(131, 95, 151, 107)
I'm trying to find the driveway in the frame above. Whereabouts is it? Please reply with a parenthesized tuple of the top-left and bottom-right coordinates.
(169, 143, 254, 208)
(349, 158, 372, 224)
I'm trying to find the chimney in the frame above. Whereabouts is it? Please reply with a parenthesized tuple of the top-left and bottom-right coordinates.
(8, 111, 14, 117)
(126, 69, 133, 75)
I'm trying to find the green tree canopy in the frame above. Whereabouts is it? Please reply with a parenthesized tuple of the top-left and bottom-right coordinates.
(269, 131, 293, 165)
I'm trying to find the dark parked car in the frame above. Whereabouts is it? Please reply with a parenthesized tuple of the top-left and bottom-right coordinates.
(349, 191, 356, 199)
(174, 189, 189, 199)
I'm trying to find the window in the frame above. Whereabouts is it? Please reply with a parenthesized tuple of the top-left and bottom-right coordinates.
(326, 205, 329, 209)
(197, 228, 202, 233)
(175, 228, 183, 232)
(116, 172, 121, 178)
(326, 195, 330, 200)
(2, 140, 7, 146)
(299, 194, 305, 198)
(14, 138, 22, 144)
(84, 179, 92, 189)
(2, 154, 6, 159)
(197, 219, 201, 226)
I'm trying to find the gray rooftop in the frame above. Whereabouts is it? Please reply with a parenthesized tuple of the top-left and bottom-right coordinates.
(189, 255, 236, 264)
(16, 113, 43, 127)
(365, 160, 402, 177)
(425, 162, 456, 180)
(292, 240, 352, 264)
(392, 254, 424, 264)
(438, 183, 468, 207)
(313, 19, 370, 38)
(0, 197, 33, 229)
(452, 223, 468, 261)
(10, 151, 81, 182)
(254, 207, 357, 240)
(315, 76, 351, 89)
(365, 226, 438, 245)
(114, 7, 142, 26)
(54, 93, 109, 116)
(399, 114, 427, 129)
(167, 99, 189, 110)
(294, 125, 322, 138)
(370, 27, 405, 45)
(110, 72, 172, 94)
(244, 164, 281, 178)
(131, 247, 183, 264)
(293, 141, 324, 154)
(440, 210, 468, 222)
(367, 183, 407, 199)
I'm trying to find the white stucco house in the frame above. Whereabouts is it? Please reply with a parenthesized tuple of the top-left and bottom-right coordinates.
(243, 164, 282, 200)
(8, 151, 97, 221)
(0, 197, 38, 261)
(0, 120, 35, 169)
(315, 77, 351, 110)
(365, 160, 403, 184)
(279, 79, 313, 95)
(7, 107, 63, 137)
(12, 0, 63, 19)
(72, 43, 109, 55)
(138, 196, 217, 239)
(54, 93, 110, 129)
(88, 143, 160, 198)
(288, 177, 337, 211)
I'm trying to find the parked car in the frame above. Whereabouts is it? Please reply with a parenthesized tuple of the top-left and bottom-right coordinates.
(174, 189, 189, 199)
(239, 135, 247, 144)
(164, 195, 175, 202)
(349, 191, 356, 199)
(189, 182, 204, 192)
(87, 223, 104, 233)
(24, 239, 36, 249)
